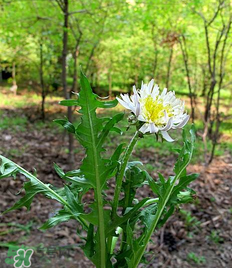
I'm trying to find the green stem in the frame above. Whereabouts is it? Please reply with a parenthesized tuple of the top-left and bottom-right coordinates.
(112, 130, 140, 220)
(108, 131, 140, 253)
(132, 154, 193, 268)
(90, 128, 106, 268)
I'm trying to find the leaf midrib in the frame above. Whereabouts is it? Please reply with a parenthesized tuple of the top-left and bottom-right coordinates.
(84, 91, 106, 268)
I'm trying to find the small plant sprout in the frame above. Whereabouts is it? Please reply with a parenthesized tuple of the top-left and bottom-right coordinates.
(187, 252, 206, 265)
(0, 72, 198, 268)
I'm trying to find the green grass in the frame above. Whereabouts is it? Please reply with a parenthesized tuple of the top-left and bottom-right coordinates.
(0, 92, 37, 108)
(0, 116, 28, 131)
(207, 230, 224, 244)
(0, 92, 62, 109)
(187, 252, 206, 265)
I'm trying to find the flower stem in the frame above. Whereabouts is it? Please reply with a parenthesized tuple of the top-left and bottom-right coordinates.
(108, 131, 140, 253)
(112, 130, 140, 219)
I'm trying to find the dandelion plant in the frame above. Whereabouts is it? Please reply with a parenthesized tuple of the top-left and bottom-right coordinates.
(0, 71, 198, 268)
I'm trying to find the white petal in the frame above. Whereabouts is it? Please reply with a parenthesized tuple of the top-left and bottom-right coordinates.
(138, 114, 147, 122)
(148, 79, 154, 93)
(160, 117, 173, 131)
(135, 102, 140, 116)
(151, 84, 159, 98)
(161, 131, 175, 142)
(161, 88, 167, 98)
(173, 114, 190, 129)
(116, 97, 134, 111)
(133, 85, 137, 94)
(139, 123, 150, 134)
(149, 123, 158, 133)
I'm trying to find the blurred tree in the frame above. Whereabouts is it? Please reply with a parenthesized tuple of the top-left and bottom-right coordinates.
(0, 0, 231, 163)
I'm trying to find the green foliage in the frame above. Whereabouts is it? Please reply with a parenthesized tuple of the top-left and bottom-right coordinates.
(187, 252, 206, 265)
(0, 116, 28, 131)
(0, 221, 33, 236)
(0, 73, 197, 268)
(180, 209, 201, 230)
(208, 230, 224, 244)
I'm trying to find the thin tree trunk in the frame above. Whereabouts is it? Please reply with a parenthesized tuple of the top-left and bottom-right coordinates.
(12, 62, 17, 95)
(179, 36, 195, 122)
(61, 0, 74, 168)
(166, 46, 173, 89)
(153, 42, 158, 80)
(71, 43, 79, 93)
(0, 66, 2, 82)
(108, 71, 112, 98)
(201, 66, 207, 97)
(39, 42, 46, 121)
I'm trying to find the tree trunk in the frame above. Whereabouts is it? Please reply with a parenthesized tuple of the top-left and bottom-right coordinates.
(71, 43, 79, 93)
(61, 0, 74, 168)
(153, 42, 158, 80)
(0, 66, 2, 82)
(166, 46, 173, 89)
(39, 42, 46, 121)
(179, 37, 195, 122)
(12, 62, 17, 96)
(108, 71, 112, 98)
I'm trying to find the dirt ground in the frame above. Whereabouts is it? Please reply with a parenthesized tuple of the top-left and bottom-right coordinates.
(0, 107, 232, 268)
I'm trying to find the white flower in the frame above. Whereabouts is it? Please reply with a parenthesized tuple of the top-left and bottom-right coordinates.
(116, 79, 189, 142)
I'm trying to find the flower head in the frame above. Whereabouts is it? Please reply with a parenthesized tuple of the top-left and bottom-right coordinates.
(116, 79, 189, 142)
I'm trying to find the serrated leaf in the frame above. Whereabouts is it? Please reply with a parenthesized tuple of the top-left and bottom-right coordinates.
(0, 155, 76, 218)
(0, 157, 18, 179)
(169, 173, 199, 204)
(75, 71, 121, 189)
(64, 185, 83, 215)
(40, 209, 73, 230)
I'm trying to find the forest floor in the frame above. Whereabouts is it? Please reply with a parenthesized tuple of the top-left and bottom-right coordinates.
(0, 93, 232, 268)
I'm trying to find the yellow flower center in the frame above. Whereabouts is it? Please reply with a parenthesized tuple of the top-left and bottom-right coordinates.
(142, 95, 173, 123)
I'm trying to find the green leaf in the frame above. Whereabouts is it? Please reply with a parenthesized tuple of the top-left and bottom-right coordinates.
(169, 173, 199, 204)
(106, 198, 149, 236)
(73, 71, 122, 266)
(128, 126, 197, 267)
(4, 181, 47, 212)
(0, 155, 73, 215)
(53, 119, 75, 133)
(97, 98, 118, 109)
(121, 164, 148, 209)
(82, 224, 95, 258)
(54, 163, 65, 178)
(40, 209, 73, 230)
(0, 157, 18, 179)
(59, 99, 79, 106)
(157, 205, 175, 228)
(63, 169, 94, 186)
(97, 113, 124, 147)
(64, 185, 83, 215)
